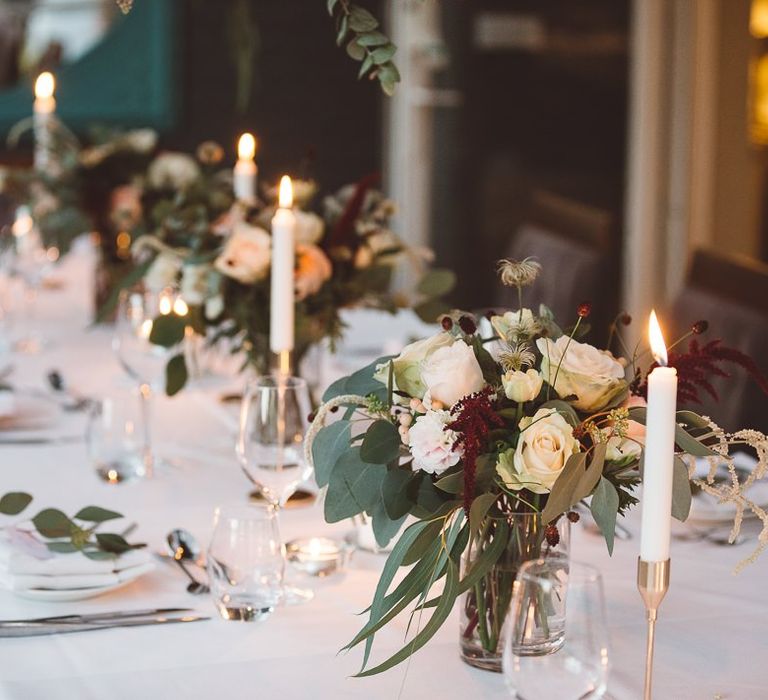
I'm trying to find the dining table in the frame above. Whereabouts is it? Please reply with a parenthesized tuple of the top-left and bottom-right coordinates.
(0, 243, 766, 700)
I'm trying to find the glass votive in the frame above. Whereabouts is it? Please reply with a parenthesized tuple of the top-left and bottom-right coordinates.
(285, 537, 345, 577)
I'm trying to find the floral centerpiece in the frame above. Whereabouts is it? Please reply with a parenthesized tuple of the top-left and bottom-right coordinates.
(123, 148, 453, 394)
(305, 258, 768, 675)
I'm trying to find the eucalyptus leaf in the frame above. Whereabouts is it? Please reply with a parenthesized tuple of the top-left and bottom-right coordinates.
(346, 38, 365, 61)
(628, 407, 718, 457)
(148, 313, 186, 348)
(381, 468, 414, 520)
(672, 456, 693, 521)
(573, 443, 607, 503)
(358, 53, 374, 79)
(45, 541, 78, 554)
(165, 354, 188, 396)
(433, 468, 463, 494)
(370, 499, 406, 548)
(590, 477, 619, 555)
(540, 452, 587, 524)
(74, 506, 123, 523)
(32, 509, 73, 538)
(327, 0, 339, 15)
(413, 298, 450, 324)
(348, 5, 379, 32)
(417, 269, 456, 298)
(95, 532, 141, 554)
(312, 421, 351, 488)
(0, 492, 32, 516)
(83, 549, 117, 561)
(356, 30, 389, 46)
(324, 448, 384, 522)
(371, 44, 396, 65)
(360, 420, 401, 464)
(469, 493, 498, 535)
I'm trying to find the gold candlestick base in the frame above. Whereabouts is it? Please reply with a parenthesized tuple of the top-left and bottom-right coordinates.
(273, 349, 292, 377)
(637, 557, 670, 700)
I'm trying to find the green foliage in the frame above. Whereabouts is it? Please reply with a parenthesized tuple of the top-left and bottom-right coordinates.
(324, 448, 385, 522)
(312, 421, 352, 487)
(165, 354, 189, 396)
(672, 456, 693, 521)
(360, 420, 401, 464)
(148, 313, 187, 348)
(0, 492, 33, 516)
(590, 477, 620, 554)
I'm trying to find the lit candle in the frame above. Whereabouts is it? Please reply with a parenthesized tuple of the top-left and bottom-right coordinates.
(270, 175, 295, 356)
(233, 133, 257, 204)
(33, 72, 56, 171)
(285, 537, 344, 577)
(639, 310, 678, 562)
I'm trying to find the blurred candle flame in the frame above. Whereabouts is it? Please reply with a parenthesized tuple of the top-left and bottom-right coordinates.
(237, 133, 256, 161)
(648, 310, 668, 367)
(35, 72, 55, 99)
(278, 175, 293, 208)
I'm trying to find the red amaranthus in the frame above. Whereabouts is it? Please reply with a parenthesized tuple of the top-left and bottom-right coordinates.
(447, 386, 503, 514)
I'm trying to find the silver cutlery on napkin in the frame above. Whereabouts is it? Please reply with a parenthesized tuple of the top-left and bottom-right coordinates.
(4, 607, 192, 625)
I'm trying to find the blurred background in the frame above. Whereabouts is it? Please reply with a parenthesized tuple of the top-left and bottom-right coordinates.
(0, 0, 766, 429)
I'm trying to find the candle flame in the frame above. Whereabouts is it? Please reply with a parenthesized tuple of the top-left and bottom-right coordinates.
(173, 297, 189, 316)
(278, 175, 293, 208)
(35, 72, 55, 99)
(158, 295, 173, 316)
(237, 133, 256, 161)
(648, 310, 668, 366)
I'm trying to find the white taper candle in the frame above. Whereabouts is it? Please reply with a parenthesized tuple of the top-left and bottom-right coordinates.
(233, 133, 257, 204)
(33, 72, 55, 171)
(270, 175, 295, 353)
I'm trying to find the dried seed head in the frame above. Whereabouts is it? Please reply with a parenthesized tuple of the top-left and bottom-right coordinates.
(497, 257, 542, 288)
(692, 320, 709, 335)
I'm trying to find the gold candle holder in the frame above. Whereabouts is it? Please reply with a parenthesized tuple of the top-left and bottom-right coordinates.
(636, 557, 670, 700)
(273, 349, 292, 377)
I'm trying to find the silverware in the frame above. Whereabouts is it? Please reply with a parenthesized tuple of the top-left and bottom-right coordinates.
(0, 435, 83, 446)
(3, 607, 194, 625)
(46, 370, 93, 412)
(166, 529, 210, 595)
(0, 614, 210, 637)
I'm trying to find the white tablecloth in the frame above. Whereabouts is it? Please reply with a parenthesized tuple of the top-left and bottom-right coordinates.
(0, 248, 767, 700)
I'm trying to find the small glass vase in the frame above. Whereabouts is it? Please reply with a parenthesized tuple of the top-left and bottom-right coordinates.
(459, 512, 571, 672)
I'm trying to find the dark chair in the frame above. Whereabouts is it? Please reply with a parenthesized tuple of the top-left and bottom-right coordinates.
(496, 189, 616, 341)
(669, 249, 768, 433)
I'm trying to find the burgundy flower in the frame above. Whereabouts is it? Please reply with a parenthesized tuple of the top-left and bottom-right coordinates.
(545, 524, 560, 547)
(441, 316, 453, 331)
(577, 302, 592, 318)
(691, 320, 709, 335)
(458, 315, 477, 335)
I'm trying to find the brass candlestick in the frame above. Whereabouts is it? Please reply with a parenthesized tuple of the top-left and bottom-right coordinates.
(636, 558, 670, 700)
(273, 349, 292, 376)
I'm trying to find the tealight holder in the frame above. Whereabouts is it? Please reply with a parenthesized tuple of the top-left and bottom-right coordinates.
(285, 537, 347, 577)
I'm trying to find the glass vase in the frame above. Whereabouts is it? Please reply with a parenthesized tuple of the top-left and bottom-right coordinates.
(459, 512, 571, 672)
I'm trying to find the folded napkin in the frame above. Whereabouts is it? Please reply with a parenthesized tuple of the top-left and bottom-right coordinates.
(0, 535, 152, 591)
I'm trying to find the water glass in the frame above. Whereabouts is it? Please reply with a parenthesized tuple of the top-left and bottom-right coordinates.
(237, 376, 312, 507)
(207, 505, 284, 621)
(502, 558, 610, 699)
(86, 392, 151, 483)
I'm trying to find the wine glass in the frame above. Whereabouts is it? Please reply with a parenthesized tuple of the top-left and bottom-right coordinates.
(112, 287, 179, 476)
(237, 375, 313, 603)
(502, 557, 610, 699)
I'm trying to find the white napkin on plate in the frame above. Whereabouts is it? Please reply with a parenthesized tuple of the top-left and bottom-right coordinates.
(0, 535, 152, 591)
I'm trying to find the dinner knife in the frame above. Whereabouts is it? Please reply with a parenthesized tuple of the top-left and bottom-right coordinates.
(3, 607, 194, 625)
(0, 614, 210, 637)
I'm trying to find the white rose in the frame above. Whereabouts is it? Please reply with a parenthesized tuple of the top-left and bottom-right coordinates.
(294, 244, 332, 301)
(147, 152, 200, 190)
(491, 308, 538, 342)
(407, 409, 463, 475)
(502, 368, 543, 403)
(122, 129, 158, 153)
(294, 211, 325, 245)
(145, 253, 181, 292)
(214, 222, 271, 284)
(498, 407, 580, 494)
(376, 332, 456, 399)
(180, 264, 211, 305)
(537, 336, 627, 412)
(422, 340, 486, 408)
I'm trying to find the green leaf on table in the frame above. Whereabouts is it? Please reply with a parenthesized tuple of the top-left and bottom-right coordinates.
(312, 421, 351, 488)
(148, 313, 186, 348)
(540, 452, 588, 525)
(46, 541, 78, 554)
(32, 509, 73, 538)
(165, 354, 189, 396)
(83, 549, 116, 561)
(95, 532, 143, 554)
(381, 468, 414, 520)
(348, 5, 379, 32)
(0, 492, 32, 516)
(324, 448, 384, 522)
(417, 269, 456, 298)
(590, 477, 620, 555)
(370, 499, 406, 549)
(360, 420, 400, 464)
(74, 506, 123, 523)
(672, 456, 693, 521)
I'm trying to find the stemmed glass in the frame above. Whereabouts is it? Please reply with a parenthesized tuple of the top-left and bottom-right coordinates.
(237, 375, 314, 603)
(112, 288, 178, 477)
(502, 557, 610, 699)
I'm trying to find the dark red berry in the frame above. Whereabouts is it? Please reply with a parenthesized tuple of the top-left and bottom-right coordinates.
(307, 412, 316, 423)
(577, 302, 592, 318)
(441, 316, 453, 331)
(544, 524, 560, 547)
(458, 315, 477, 335)
(567, 511, 580, 523)
(330, 406, 339, 413)
(691, 320, 709, 335)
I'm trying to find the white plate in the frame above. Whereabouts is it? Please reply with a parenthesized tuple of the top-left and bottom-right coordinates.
(11, 563, 154, 602)
(0, 395, 61, 432)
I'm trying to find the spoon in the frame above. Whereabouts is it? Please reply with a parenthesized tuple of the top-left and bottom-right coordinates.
(46, 370, 92, 412)
(166, 530, 210, 595)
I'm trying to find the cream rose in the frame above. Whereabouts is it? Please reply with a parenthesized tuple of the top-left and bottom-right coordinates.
(422, 340, 486, 408)
(294, 211, 325, 245)
(147, 152, 200, 190)
(214, 223, 271, 284)
(407, 409, 463, 475)
(295, 244, 332, 300)
(498, 407, 580, 494)
(502, 368, 543, 403)
(376, 332, 455, 399)
(537, 336, 627, 412)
